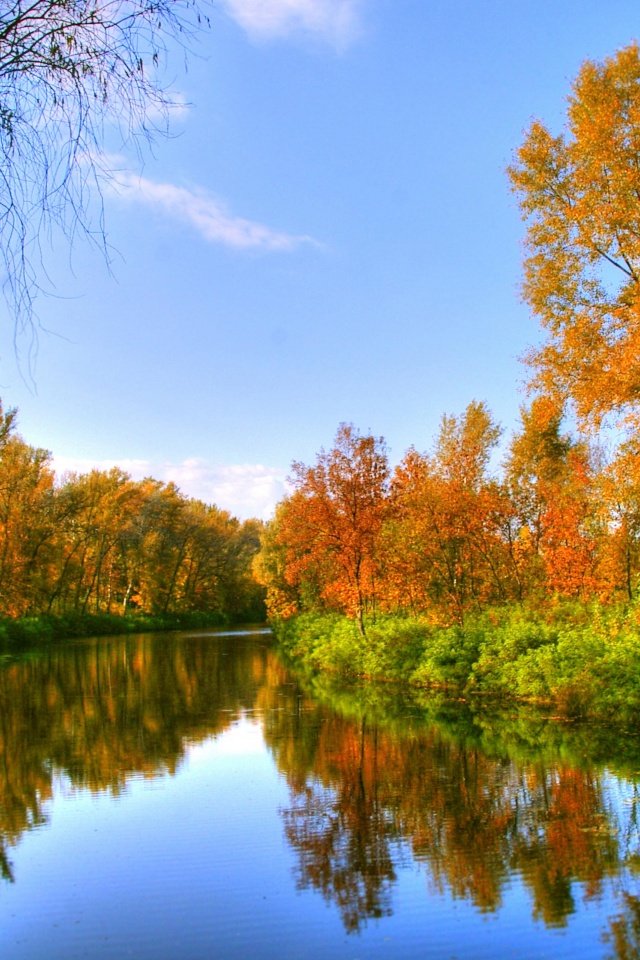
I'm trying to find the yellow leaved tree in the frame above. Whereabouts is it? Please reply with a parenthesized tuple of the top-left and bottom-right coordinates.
(509, 42, 640, 431)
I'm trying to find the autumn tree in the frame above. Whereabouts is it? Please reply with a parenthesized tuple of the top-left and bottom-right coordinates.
(388, 402, 510, 622)
(268, 424, 389, 635)
(508, 42, 640, 432)
(0, 400, 17, 447)
(0, 426, 54, 615)
(593, 439, 640, 600)
(504, 397, 599, 600)
(254, 500, 307, 620)
(0, 398, 266, 622)
(36, 468, 131, 613)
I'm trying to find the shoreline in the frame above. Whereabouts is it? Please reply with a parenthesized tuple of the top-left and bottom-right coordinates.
(0, 610, 267, 647)
(272, 605, 640, 722)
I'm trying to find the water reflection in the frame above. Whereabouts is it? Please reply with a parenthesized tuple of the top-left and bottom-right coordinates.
(604, 893, 640, 959)
(1, 632, 640, 954)
(281, 720, 402, 933)
(269, 707, 623, 930)
(0, 632, 273, 881)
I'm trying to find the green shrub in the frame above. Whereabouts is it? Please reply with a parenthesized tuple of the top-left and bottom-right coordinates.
(272, 602, 640, 720)
(273, 612, 427, 681)
(412, 622, 483, 689)
(469, 614, 559, 695)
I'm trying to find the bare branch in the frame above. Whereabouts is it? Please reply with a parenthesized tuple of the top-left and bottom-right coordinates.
(0, 0, 208, 352)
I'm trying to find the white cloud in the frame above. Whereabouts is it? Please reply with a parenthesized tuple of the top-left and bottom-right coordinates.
(221, 0, 363, 49)
(51, 455, 287, 521)
(113, 171, 316, 251)
(161, 459, 288, 520)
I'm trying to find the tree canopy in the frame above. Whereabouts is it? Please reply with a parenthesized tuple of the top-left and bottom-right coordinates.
(509, 42, 640, 431)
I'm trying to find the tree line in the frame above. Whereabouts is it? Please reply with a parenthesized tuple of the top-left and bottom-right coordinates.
(0, 401, 264, 623)
(6, 41, 640, 640)
(256, 405, 634, 630)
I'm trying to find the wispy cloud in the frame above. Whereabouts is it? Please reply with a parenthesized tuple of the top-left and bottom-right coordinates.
(112, 171, 317, 251)
(221, 0, 364, 49)
(52, 455, 287, 521)
(52, 456, 150, 478)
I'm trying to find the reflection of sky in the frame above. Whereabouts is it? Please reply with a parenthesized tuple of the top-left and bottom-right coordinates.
(196, 717, 265, 756)
(603, 771, 640, 862)
(2, 691, 640, 956)
(6, 757, 629, 960)
(0, 717, 298, 960)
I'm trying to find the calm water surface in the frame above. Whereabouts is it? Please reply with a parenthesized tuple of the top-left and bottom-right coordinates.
(1, 629, 640, 959)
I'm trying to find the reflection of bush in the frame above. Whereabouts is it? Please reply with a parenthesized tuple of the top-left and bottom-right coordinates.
(4, 631, 640, 945)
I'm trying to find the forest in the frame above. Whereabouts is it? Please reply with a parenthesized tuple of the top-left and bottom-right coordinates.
(0, 400, 265, 638)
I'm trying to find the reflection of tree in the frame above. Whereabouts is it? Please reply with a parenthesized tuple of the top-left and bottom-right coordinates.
(411, 753, 617, 924)
(401, 738, 515, 911)
(0, 842, 14, 882)
(515, 767, 619, 927)
(0, 632, 274, 878)
(282, 721, 401, 932)
(264, 681, 630, 934)
(3, 633, 640, 946)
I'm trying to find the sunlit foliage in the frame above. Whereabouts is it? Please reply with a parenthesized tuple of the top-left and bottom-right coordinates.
(508, 42, 640, 433)
(261, 43, 640, 647)
(258, 424, 389, 635)
(0, 400, 264, 623)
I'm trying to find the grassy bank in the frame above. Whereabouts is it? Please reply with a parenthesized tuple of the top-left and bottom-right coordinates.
(0, 610, 237, 647)
(273, 603, 640, 720)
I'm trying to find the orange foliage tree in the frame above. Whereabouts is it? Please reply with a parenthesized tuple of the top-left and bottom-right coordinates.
(0, 401, 55, 616)
(508, 42, 640, 433)
(387, 402, 511, 623)
(0, 399, 265, 621)
(267, 424, 389, 634)
(504, 397, 600, 601)
(593, 439, 640, 601)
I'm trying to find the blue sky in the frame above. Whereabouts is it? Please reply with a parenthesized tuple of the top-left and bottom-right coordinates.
(0, 0, 638, 519)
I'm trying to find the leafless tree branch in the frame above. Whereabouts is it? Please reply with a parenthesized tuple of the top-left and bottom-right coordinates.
(0, 0, 208, 354)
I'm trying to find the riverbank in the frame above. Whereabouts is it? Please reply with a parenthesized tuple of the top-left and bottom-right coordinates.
(273, 603, 640, 720)
(0, 610, 249, 647)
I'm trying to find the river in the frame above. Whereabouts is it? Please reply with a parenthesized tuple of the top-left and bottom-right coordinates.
(0, 628, 639, 958)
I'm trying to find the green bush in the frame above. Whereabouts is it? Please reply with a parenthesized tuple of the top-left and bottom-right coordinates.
(273, 612, 427, 681)
(272, 602, 640, 720)
(469, 614, 560, 695)
(360, 616, 428, 681)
